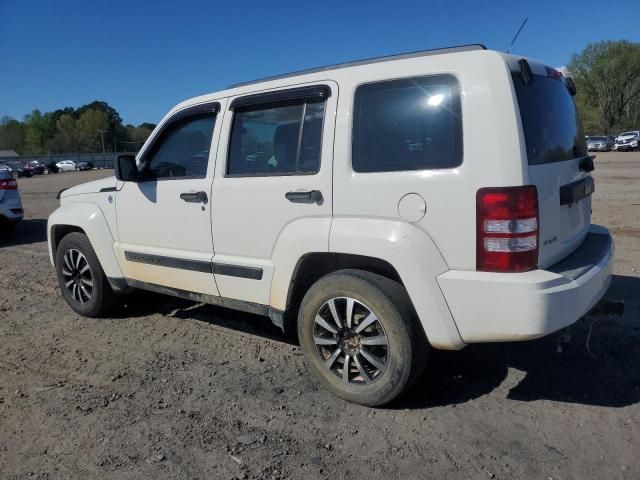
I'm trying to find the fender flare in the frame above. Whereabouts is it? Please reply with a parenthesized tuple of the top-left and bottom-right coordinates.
(48, 203, 124, 280)
(328, 218, 464, 350)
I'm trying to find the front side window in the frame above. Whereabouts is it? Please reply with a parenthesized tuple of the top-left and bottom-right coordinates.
(227, 98, 325, 176)
(141, 113, 216, 179)
(352, 75, 462, 172)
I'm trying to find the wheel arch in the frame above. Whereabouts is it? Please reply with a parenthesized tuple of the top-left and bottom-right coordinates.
(271, 218, 465, 349)
(47, 203, 124, 280)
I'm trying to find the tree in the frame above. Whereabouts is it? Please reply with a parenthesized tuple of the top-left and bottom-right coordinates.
(569, 40, 640, 133)
(23, 110, 55, 154)
(47, 114, 79, 153)
(75, 109, 109, 152)
(0, 116, 25, 153)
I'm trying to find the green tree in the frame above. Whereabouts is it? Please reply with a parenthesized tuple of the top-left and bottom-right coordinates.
(75, 109, 109, 152)
(0, 116, 25, 153)
(23, 110, 55, 154)
(569, 40, 640, 133)
(47, 114, 79, 153)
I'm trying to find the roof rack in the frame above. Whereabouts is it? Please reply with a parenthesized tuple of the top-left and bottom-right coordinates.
(227, 44, 487, 89)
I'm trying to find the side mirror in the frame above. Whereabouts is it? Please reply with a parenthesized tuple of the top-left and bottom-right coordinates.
(115, 155, 138, 182)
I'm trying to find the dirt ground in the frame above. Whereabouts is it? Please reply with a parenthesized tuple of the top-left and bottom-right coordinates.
(1, 153, 638, 480)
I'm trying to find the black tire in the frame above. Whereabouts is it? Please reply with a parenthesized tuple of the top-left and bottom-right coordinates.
(298, 269, 427, 406)
(55, 232, 118, 317)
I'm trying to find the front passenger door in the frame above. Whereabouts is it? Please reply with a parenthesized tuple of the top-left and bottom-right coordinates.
(114, 101, 222, 296)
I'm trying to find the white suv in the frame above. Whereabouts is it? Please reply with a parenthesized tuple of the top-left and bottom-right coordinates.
(614, 131, 640, 151)
(47, 45, 614, 406)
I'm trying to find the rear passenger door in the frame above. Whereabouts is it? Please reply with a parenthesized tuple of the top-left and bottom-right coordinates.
(211, 83, 337, 305)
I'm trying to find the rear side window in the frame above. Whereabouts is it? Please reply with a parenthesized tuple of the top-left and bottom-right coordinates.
(512, 73, 587, 165)
(227, 98, 325, 176)
(352, 75, 462, 173)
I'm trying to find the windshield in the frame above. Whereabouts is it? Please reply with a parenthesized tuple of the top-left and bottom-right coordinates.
(589, 137, 606, 141)
(512, 73, 587, 165)
(620, 132, 637, 137)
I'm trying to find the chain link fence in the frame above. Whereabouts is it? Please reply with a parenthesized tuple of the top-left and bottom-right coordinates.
(0, 152, 137, 169)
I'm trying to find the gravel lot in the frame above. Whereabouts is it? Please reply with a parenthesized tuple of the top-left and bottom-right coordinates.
(1, 153, 639, 479)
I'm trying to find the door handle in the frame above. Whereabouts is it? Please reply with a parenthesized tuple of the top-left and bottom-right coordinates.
(285, 190, 323, 203)
(180, 191, 208, 203)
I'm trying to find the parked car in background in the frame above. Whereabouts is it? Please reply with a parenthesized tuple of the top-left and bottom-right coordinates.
(56, 160, 77, 171)
(614, 131, 640, 151)
(0, 162, 31, 178)
(76, 161, 94, 171)
(587, 136, 613, 151)
(0, 170, 24, 232)
(45, 161, 61, 174)
(26, 160, 47, 175)
(48, 45, 613, 406)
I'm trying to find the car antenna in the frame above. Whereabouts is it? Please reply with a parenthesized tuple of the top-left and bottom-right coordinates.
(507, 17, 528, 54)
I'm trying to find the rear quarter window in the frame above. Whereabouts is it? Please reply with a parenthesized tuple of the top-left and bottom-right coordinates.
(352, 75, 462, 173)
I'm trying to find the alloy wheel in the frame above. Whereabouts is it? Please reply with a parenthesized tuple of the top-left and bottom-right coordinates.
(313, 297, 389, 384)
(61, 249, 94, 304)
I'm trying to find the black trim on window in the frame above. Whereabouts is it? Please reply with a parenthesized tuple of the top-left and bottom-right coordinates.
(137, 101, 220, 181)
(229, 85, 330, 110)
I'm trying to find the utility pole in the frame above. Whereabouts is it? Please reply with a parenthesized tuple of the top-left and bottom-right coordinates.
(97, 130, 107, 153)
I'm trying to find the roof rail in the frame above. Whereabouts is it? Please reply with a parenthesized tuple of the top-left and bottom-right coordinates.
(228, 44, 487, 89)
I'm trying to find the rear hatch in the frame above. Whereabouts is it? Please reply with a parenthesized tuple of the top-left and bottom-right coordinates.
(511, 62, 592, 268)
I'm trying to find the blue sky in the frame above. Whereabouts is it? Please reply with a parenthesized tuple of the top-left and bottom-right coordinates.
(1, 0, 638, 126)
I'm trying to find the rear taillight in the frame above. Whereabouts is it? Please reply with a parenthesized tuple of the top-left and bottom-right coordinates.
(476, 186, 539, 273)
(0, 179, 18, 190)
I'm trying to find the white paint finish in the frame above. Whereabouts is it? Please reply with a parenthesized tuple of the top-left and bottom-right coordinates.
(210, 81, 338, 304)
(397, 193, 426, 223)
(438, 226, 614, 342)
(331, 50, 527, 271)
(47, 202, 124, 279)
(210, 254, 273, 305)
(55, 160, 77, 171)
(329, 218, 464, 350)
(113, 100, 227, 297)
(529, 159, 592, 268)
(269, 217, 333, 311)
(47, 47, 612, 352)
(60, 176, 116, 197)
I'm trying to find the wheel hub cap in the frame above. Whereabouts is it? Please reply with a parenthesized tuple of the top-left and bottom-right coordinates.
(313, 297, 389, 385)
(61, 249, 94, 305)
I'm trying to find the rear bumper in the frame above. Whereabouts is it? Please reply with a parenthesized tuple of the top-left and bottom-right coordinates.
(437, 225, 614, 343)
(0, 199, 24, 222)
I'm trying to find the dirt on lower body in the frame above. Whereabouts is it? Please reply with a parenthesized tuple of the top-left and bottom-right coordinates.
(1, 157, 639, 479)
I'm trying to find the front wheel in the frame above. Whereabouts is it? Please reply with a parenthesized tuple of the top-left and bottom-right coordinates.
(298, 270, 427, 406)
(55, 232, 118, 317)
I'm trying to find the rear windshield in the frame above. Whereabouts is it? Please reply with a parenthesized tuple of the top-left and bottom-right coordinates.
(512, 73, 587, 165)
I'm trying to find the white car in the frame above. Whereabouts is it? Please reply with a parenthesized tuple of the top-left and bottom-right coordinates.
(55, 160, 77, 171)
(47, 45, 613, 406)
(613, 131, 640, 151)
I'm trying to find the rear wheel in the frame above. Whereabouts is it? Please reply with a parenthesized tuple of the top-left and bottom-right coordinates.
(298, 270, 427, 406)
(55, 232, 118, 317)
